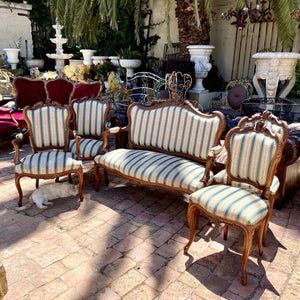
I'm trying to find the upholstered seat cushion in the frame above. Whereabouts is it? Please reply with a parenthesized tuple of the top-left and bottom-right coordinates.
(69, 138, 103, 158)
(189, 185, 269, 226)
(15, 151, 82, 175)
(213, 169, 280, 195)
(95, 148, 213, 192)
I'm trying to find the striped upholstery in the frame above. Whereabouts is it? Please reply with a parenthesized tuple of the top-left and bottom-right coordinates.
(95, 148, 213, 192)
(69, 138, 103, 158)
(229, 131, 277, 186)
(25, 106, 68, 148)
(73, 100, 108, 137)
(189, 185, 268, 226)
(213, 169, 280, 195)
(15, 152, 82, 175)
(129, 105, 221, 160)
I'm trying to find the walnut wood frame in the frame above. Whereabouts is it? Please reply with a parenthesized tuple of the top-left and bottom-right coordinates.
(94, 100, 226, 192)
(12, 101, 83, 207)
(184, 123, 284, 286)
(70, 96, 111, 160)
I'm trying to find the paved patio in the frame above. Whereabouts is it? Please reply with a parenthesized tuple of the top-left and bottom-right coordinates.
(0, 140, 300, 300)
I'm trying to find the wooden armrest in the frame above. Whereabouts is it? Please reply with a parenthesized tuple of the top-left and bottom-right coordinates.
(100, 126, 128, 152)
(12, 131, 29, 165)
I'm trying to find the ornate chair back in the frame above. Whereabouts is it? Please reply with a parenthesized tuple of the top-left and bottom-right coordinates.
(71, 81, 102, 101)
(225, 122, 283, 193)
(71, 97, 110, 139)
(45, 78, 74, 105)
(14, 77, 47, 109)
(23, 101, 71, 153)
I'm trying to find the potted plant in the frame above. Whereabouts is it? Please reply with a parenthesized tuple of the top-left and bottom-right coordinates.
(118, 48, 142, 78)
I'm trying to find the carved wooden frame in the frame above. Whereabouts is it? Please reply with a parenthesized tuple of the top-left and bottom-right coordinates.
(12, 101, 83, 207)
(184, 123, 284, 286)
(70, 96, 111, 160)
(94, 99, 226, 192)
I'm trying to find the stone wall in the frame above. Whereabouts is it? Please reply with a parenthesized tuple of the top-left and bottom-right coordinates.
(0, 1, 33, 59)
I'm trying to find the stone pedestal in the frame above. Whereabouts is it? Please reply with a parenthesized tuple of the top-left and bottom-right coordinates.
(187, 45, 214, 93)
(253, 52, 300, 98)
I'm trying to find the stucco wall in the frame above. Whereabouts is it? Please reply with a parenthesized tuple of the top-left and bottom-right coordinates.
(147, 0, 179, 58)
(0, 1, 33, 59)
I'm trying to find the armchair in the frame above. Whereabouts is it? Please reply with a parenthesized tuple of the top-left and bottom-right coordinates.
(12, 101, 83, 207)
(0, 77, 47, 129)
(70, 97, 110, 160)
(184, 122, 284, 285)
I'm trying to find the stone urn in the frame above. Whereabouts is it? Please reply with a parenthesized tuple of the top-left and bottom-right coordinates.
(253, 52, 300, 98)
(187, 45, 214, 93)
(3, 48, 20, 70)
(119, 59, 141, 78)
(92, 56, 109, 65)
(80, 49, 96, 69)
(26, 59, 45, 70)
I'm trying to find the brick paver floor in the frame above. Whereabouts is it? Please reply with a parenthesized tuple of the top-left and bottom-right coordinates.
(0, 141, 300, 299)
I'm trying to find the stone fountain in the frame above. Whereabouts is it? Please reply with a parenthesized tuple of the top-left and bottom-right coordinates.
(47, 19, 73, 73)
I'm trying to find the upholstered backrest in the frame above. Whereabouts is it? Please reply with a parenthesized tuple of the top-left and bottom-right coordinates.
(72, 98, 110, 137)
(128, 102, 225, 161)
(24, 103, 70, 149)
(46, 78, 74, 105)
(226, 125, 282, 188)
(14, 77, 47, 109)
(71, 82, 102, 101)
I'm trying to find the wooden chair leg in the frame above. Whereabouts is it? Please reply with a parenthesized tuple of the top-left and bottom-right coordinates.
(263, 200, 274, 247)
(15, 174, 23, 207)
(104, 170, 109, 186)
(94, 164, 101, 191)
(68, 174, 72, 183)
(184, 201, 199, 254)
(241, 226, 255, 286)
(77, 169, 84, 202)
(36, 179, 39, 189)
(224, 224, 228, 240)
(258, 221, 265, 256)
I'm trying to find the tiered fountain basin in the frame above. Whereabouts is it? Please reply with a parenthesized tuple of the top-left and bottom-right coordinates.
(253, 52, 300, 98)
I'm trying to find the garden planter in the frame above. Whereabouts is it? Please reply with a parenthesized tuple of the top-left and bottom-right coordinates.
(253, 52, 300, 98)
(187, 45, 214, 93)
(3, 48, 20, 70)
(26, 59, 45, 70)
(119, 59, 141, 78)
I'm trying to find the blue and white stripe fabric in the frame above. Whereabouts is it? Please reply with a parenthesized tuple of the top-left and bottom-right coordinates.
(94, 149, 213, 192)
(25, 106, 68, 148)
(69, 138, 103, 158)
(189, 185, 269, 226)
(15, 152, 82, 175)
(229, 131, 277, 186)
(213, 169, 280, 195)
(73, 100, 108, 137)
(129, 105, 221, 160)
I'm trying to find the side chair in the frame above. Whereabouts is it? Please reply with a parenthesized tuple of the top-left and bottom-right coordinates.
(45, 78, 74, 105)
(184, 122, 284, 285)
(12, 101, 84, 207)
(71, 81, 102, 102)
(70, 97, 110, 161)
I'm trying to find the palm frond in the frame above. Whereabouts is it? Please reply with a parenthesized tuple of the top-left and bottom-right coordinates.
(165, 0, 172, 46)
(272, 0, 298, 49)
(194, 0, 200, 27)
